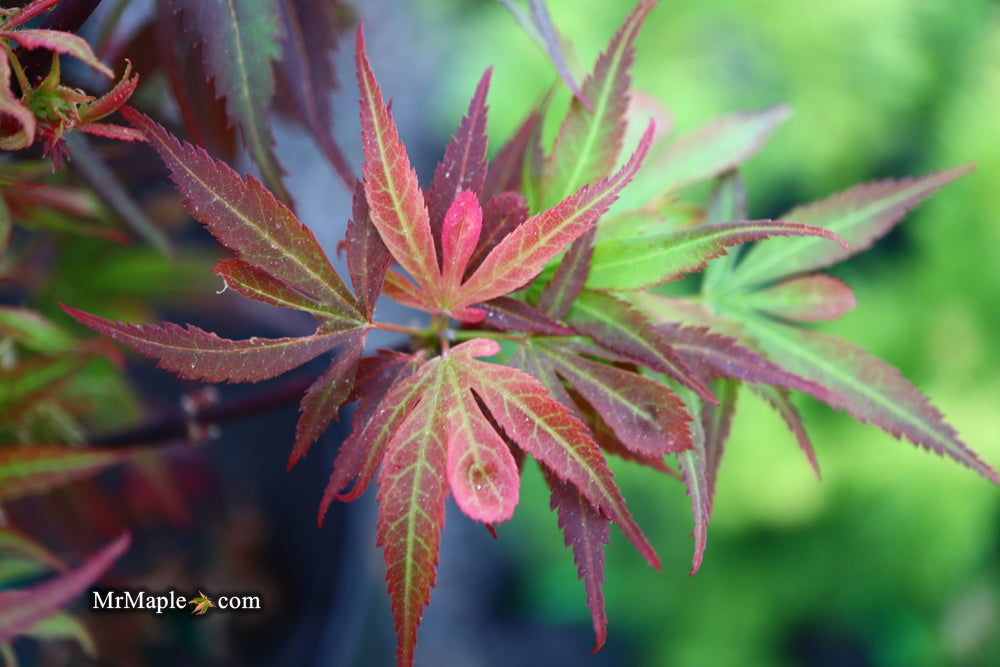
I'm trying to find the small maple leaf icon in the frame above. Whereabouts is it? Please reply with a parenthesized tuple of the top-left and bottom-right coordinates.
(188, 591, 215, 615)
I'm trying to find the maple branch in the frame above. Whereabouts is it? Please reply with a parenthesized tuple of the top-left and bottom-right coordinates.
(91, 371, 320, 449)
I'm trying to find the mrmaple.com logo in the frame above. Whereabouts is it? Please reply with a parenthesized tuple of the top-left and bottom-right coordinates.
(90, 589, 261, 615)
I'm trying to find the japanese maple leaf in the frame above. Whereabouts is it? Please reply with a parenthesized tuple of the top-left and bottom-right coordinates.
(188, 591, 215, 615)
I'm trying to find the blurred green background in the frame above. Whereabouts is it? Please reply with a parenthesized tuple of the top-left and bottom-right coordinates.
(420, 1, 1000, 665)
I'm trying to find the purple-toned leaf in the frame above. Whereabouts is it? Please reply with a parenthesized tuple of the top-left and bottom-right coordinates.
(677, 396, 709, 575)
(744, 273, 856, 322)
(124, 109, 361, 318)
(700, 381, 738, 505)
(465, 191, 528, 277)
(543, 342, 692, 456)
(427, 69, 491, 257)
(319, 357, 431, 518)
(657, 323, 837, 404)
(346, 180, 390, 318)
(458, 122, 655, 305)
(288, 331, 366, 469)
(588, 220, 846, 290)
(0, 533, 129, 644)
(544, 469, 609, 653)
(741, 316, 999, 484)
(565, 290, 717, 404)
(483, 111, 540, 199)
(731, 166, 973, 287)
(275, 0, 354, 188)
(170, 0, 290, 203)
(543, 0, 655, 206)
(498, 0, 589, 111)
(538, 227, 594, 319)
(0, 445, 130, 502)
(63, 305, 355, 384)
(2, 29, 113, 78)
(748, 383, 819, 477)
(213, 258, 333, 318)
(477, 297, 573, 336)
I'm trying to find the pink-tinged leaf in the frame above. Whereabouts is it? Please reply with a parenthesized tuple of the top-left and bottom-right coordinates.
(741, 316, 999, 484)
(447, 389, 519, 523)
(466, 191, 528, 277)
(657, 323, 838, 404)
(538, 227, 595, 319)
(588, 220, 846, 291)
(320, 357, 431, 519)
(356, 26, 440, 297)
(0, 0, 61, 30)
(77, 122, 145, 142)
(543, 0, 655, 207)
(171, 0, 290, 203)
(544, 470, 609, 653)
(0, 526, 66, 572)
(0, 50, 35, 151)
(79, 61, 138, 122)
(542, 342, 692, 456)
(653, 104, 791, 192)
(275, 0, 354, 188)
(124, 109, 361, 317)
(376, 366, 450, 667)
(744, 273, 856, 322)
(731, 165, 974, 287)
(427, 69, 491, 255)
(346, 180, 390, 318)
(289, 331, 366, 469)
(565, 290, 717, 404)
(440, 190, 483, 290)
(458, 349, 659, 569)
(63, 305, 355, 384)
(213, 258, 333, 318)
(700, 381, 738, 505)
(676, 396, 709, 576)
(0, 445, 130, 502)
(383, 270, 437, 313)
(748, 383, 819, 478)
(459, 122, 655, 305)
(477, 297, 573, 336)
(483, 111, 540, 199)
(0, 533, 129, 644)
(2, 29, 113, 78)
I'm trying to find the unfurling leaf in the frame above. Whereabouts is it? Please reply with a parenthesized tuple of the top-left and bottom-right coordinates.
(458, 122, 655, 305)
(587, 220, 847, 290)
(0, 533, 129, 644)
(170, 0, 290, 203)
(730, 165, 973, 288)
